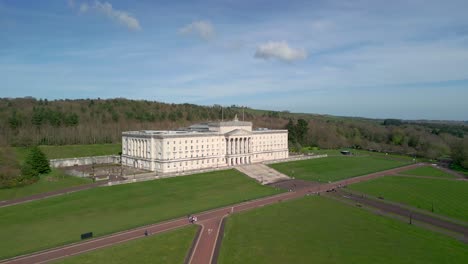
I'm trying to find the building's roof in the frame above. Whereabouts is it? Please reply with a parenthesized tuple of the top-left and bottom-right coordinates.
(225, 129, 252, 136)
(123, 116, 286, 138)
(208, 120, 252, 127)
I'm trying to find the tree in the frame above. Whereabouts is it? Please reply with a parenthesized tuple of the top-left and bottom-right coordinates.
(383, 119, 403, 126)
(8, 110, 23, 130)
(296, 119, 309, 145)
(450, 138, 468, 169)
(285, 119, 296, 143)
(24, 146, 51, 175)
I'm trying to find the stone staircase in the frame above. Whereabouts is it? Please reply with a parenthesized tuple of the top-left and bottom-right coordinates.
(236, 164, 290, 185)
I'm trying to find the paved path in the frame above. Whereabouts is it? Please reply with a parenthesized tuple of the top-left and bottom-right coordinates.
(436, 166, 466, 179)
(1, 218, 190, 264)
(394, 173, 468, 181)
(335, 190, 468, 236)
(189, 217, 225, 264)
(0, 181, 108, 208)
(1, 163, 423, 264)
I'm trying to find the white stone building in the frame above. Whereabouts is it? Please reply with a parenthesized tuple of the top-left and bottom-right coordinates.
(121, 117, 288, 173)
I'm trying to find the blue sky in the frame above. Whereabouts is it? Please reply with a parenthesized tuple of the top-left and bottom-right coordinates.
(1, 0, 468, 120)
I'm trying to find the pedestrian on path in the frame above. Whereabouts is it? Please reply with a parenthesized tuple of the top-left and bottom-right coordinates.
(144, 230, 148, 236)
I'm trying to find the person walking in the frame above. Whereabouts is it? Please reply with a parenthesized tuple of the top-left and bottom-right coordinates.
(144, 230, 148, 236)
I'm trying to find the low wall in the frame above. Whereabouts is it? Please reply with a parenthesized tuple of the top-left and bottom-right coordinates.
(107, 154, 329, 187)
(265, 154, 328, 164)
(50, 155, 121, 168)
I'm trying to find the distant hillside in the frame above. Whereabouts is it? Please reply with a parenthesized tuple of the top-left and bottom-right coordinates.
(0, 97, 466, 165)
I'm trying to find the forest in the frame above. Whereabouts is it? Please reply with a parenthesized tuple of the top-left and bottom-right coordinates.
(1, 97, 467, 171)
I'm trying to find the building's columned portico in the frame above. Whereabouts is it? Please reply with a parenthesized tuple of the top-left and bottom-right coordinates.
(225, 129, 253, 165)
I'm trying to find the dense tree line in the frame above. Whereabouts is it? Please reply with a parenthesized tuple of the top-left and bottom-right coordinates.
(0, 98, 255, 146)
(1, 97, 467, 170)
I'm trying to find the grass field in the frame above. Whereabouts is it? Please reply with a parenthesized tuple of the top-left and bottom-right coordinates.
(218, 196, 468, 264)
(14, 144, 122, 162)
(270, 156, 410, 182)
(0, 169, 92, 201)
(400, 166, 457, 179)
(302, 149, 417, 161)
(0, 169, 280, 259)
(349, 176, 468, 222)
(2, 144, 120, 200)
(57, 226, 197, 264)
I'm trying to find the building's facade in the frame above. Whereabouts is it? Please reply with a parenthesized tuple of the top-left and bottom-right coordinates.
(121, 117, 289, 173)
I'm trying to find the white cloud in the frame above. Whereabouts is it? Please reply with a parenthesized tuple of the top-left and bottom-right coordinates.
(179, 20, 215, 40)
(254, 41, 308, 62)
(73, 1, 141, 31)
(93, 1, 141, 31)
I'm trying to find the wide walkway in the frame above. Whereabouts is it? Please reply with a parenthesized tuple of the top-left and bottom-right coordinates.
(0, 163, 424, 264)
(236, 164, 290, 184)
(0, 181, 108, 208)
(334, 190, 468, 236)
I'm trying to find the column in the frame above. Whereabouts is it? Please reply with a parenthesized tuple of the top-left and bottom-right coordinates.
(138, 140, 141, 157)
(245, 138, 247, 154)
(240, 138, 243, 154)
(234, 138, 237, 154)
(130, 139, 133, 156)
(226, 138, 229, 155)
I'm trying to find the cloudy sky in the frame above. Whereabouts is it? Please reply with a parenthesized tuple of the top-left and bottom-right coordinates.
(1, 0, 468, 120)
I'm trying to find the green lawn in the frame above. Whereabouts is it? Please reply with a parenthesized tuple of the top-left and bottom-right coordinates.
(218, 196, 468, 264)
(0, 169, 92, 201)
(0, 169, 280, 259)
(401, 166, 457, 179)
(301, 149, 417, 161)
(57, 226, 197, 264)
(270, 156, 410, 182)
(0, 144, 119, 200)
(349, 176, 468, 222)
(14, 144, 121, 162)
